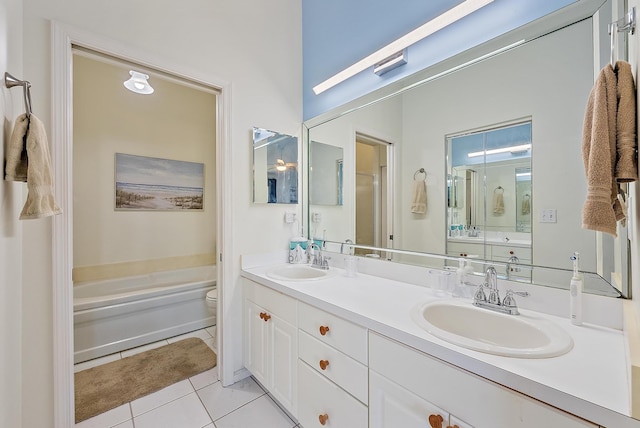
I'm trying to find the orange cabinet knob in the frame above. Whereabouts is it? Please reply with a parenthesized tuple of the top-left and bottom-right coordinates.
(259, 312, 271, 322)
(319, 359, 330, 370)
(319, 413, 329, 425)
(428, 414, 444, 428)
(319, 325, 330, 336)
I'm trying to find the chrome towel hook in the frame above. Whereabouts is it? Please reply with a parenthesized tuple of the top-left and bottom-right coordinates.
(4, 72, 33, 118)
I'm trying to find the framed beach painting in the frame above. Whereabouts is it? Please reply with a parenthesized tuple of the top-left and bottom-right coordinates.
(115, 153, 204, 211)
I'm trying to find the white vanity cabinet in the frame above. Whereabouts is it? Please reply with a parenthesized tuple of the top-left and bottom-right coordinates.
(369, 332, 599, 428)
(297, 301, 368, 428)
(243, 278, 297, 416)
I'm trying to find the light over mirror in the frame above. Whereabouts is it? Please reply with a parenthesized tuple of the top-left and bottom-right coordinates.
(305, 1, 627, 297)
(253, 127, 298, 204)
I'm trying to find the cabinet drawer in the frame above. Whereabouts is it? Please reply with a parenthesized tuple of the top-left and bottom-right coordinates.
(299, 330, 368, 403)
(298, 360, 368, 428)
(298, 301, 367, 364)
(490, 245, 532, 262)
(369, 332, 597, 428)
(450, 415, 475, 428)
(446, 241, 485, 258)
(244, 278, 297, 325)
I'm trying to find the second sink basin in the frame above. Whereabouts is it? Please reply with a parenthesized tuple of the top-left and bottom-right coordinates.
(411, 300, 573, 358)
(266, 264, 336, 281)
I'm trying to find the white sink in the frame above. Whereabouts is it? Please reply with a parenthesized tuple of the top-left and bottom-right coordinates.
(266, 265, 336, 281)
(411, 300, 573, 358)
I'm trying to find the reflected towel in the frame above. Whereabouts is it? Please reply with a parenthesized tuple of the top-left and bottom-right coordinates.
(411, 179, 426, 214)
(521, 197, 530, 215)
(493, 192, 504, 215)
(5, 114, 62, 219)
(614, 61, 638, 183)
(582, 65, 619, 237)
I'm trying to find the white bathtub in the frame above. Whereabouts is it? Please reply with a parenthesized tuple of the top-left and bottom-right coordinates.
(73, 265, 216, 363)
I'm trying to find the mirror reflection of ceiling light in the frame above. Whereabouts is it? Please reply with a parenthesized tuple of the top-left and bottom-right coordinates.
(312, 0, 495, 95)
(276, 159, 287, 171)
(124, 71, 154, 95)
(467, 144, 531, 158)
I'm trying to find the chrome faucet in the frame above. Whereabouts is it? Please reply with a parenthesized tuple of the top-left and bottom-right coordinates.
(473, 266, 529, 315)
(506, 255, 520, 280)
(340, 239, 354, 255)
(310, 243, 330, 270)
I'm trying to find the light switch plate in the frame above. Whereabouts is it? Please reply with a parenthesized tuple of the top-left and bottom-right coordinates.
(539, 209, 557, 223)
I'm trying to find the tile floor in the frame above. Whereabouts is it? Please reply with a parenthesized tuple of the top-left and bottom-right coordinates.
(74, 327, 300, 428)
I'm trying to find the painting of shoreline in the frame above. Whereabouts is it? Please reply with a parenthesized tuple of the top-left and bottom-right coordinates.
(115, 153, 204, 211)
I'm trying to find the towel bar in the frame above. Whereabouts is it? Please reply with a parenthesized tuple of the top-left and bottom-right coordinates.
(4, 72, 33, 118)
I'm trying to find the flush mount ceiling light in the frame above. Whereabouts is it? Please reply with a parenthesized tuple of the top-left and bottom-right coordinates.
(467, 144, 531, 158)
(276, 159, 287, 171)
(312, 0, 495, 95)
(124, 70, 154, 95)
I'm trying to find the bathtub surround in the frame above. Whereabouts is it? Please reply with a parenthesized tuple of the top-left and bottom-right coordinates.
(72, 253, 216, 283)
(74, 337, 216, 423)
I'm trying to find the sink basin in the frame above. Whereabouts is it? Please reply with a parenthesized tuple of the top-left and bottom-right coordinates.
(411, 300, 573, 358)
(266, 265, 336, 281)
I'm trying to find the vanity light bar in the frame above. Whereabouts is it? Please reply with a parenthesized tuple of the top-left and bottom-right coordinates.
(374, 50, 408, 76)
(312, 0, 495, 95)
(467, 144, 531, 158)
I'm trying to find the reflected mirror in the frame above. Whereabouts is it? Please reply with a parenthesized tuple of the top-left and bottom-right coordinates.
(253, 127, 298, 204)
(305, 1, 627, 297)
(446, 120, 532, 279)
(309, 141, 343, 206)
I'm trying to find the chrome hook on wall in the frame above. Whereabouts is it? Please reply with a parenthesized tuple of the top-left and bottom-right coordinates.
(608, 7, 636, 65)
(4, 72, 33, 119)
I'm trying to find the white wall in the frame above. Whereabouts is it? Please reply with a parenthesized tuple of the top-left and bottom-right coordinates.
(18, 0, 302, 426)
(0, 1, 24, 426)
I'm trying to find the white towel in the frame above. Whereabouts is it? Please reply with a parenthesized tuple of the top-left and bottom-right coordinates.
(411, 179, 426, 214)
(5, 113, 62, 219)
(493, 192, 504, 215)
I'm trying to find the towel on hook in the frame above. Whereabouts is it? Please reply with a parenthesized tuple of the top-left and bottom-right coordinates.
(5, 113, 62, 219)
(581, 64, 627, 237)
(521, 196, 530, 215)
(493, 189, 504, 215)
(410, 179, 427, 214)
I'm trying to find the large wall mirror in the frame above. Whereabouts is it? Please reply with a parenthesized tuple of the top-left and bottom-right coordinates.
(253, 127, 298, 204)
(305, 0, 628, 297)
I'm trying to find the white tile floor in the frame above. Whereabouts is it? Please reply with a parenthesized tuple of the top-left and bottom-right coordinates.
(74, 327, 299, 428)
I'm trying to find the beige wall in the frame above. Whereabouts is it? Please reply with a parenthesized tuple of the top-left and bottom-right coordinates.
(1, 0, 24, 426)
(72, 53, 216, 277)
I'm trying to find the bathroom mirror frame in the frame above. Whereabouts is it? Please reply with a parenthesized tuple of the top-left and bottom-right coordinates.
(302, 0, 629, 298)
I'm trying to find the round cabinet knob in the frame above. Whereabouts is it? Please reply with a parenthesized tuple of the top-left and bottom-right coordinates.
(509, 250, 515, 255)
(319, 359, 330, 370)
(259, 312, 271, 322)
(318, 413, 329, 425)
(319, 325, 330, 336)
(428, 414, 444, 428)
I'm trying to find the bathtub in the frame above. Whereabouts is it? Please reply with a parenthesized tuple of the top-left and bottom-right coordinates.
(73, 265, 216, 364)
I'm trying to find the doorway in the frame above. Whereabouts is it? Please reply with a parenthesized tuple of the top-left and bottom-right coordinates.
(355, 133, 393, 257)
(51, 23, 231, 426)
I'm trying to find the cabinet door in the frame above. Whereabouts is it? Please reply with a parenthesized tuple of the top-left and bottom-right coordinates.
(370, 370, 449, 428)
(270, 315, 297, 415)
(449, 415, 475, 428)
(244, 299, 270, 387)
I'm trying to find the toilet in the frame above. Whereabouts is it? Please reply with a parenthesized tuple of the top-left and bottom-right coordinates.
(206, 287, 217, 319)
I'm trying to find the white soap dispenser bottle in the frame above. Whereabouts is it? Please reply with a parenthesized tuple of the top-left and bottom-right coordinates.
(570, 252, 583, 325)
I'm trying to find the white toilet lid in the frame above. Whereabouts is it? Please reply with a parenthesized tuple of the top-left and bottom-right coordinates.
(206, 289, 217, 301)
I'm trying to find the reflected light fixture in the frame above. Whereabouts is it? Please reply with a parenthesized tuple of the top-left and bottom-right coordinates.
(124, 70, 154, 95)
(276, 159, 287, 171)
(312, 0, 495, 95)
(467, 144, 531, 158)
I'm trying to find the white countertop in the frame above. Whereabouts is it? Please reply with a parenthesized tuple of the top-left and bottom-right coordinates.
(241, 260, 637, 428)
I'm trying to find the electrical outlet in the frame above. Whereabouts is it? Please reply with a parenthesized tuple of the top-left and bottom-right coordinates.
(539, 209, 557, 223)
(284, 212, 296, 224)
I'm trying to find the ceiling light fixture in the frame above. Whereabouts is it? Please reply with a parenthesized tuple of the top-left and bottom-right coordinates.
(124, 70, 154, 95)
(467, 144, 531, 158)
(276, 159, 287, 172)
(374, 49, 408, 76)
(312, 0, 495, 95)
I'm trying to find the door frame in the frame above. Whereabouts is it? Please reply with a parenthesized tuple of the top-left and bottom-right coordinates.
(51, 21, 232, 427)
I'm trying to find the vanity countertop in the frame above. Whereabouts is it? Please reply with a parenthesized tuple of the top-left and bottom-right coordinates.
(448, 236, 531, 248)
(241, 261, 637, 428)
